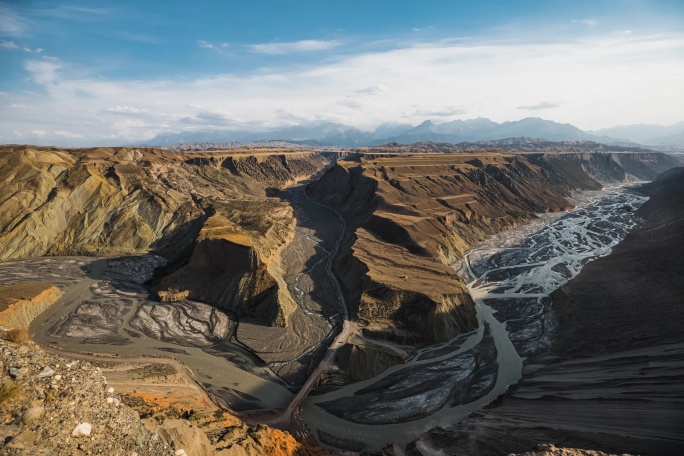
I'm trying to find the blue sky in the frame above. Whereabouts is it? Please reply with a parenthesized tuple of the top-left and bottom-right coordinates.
(1, 0, 683, 145)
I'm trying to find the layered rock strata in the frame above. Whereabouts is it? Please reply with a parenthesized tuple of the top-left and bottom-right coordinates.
(0, 145, 331, 327)
(308, 151, 679, 344)
(0, 283, 64, 329)
(308, 153, 577, 343)
(400, 167, 684, 455)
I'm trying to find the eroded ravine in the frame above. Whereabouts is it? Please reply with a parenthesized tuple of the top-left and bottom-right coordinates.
(301, 184, 648, 452)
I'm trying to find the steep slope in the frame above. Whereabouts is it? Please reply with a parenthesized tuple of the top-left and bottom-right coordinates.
(0, 338, 175, 455)
(0, 145, 331, 327)
(527, 151, 682, 183)
(308, 152, 589, 343)
(0, 336, 333, 456)
(308, 150, 679, 345)
(0, 283, 63, 329)
(403, 167, 684, 455)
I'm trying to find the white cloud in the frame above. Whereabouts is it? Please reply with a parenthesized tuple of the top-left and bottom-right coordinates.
(355, 85, 390, 95)
(572, 18, 598, 26)
(1, 40, 43, 53)
(32, 129, 46, 137)
(105, 105, 148, 114)
(111, 118, 160, 140)
(9, 103, 27, 108)
(54, 130, 83, 138)
(248, 39, 341, 55)
(517, 101, 560, 110)
(414, 107, 467, 117)
(2, 31, 684, 143)
(198, 40, 229, 50)
(1, 40, 19, 49)
(0, 5, 27, 36)
(25, 58, 62, 85)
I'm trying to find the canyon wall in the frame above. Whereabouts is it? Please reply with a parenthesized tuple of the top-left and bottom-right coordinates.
(308, 151, 680, 344)
(0, 145, 332, 327)
(0, 283, 64, 329)
(405, 166, 684, 456)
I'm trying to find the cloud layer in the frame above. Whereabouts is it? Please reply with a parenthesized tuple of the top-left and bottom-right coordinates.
(2, 29, 683, 145)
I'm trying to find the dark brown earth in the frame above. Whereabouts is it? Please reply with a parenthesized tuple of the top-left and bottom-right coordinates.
(402, 167, 684, 456)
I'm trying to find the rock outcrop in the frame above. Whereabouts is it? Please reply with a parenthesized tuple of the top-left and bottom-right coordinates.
(0, 283, 63, 329)
(185, 152, 331, 188)
(157, 419, 213, 456)
(0, 338, 174, 455)
(399, 167, 684, 455)
(157, 289, 191, 303)
(308, 150, 680, 344)
(152, 211, 297, 326)
(308, 153, 581, 343)
(0, 145, 332, 327)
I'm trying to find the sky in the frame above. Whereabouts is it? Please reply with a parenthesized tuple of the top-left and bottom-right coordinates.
(1, 0, 683, 146)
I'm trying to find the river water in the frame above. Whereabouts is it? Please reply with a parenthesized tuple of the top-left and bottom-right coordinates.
(302, 184, 648, 452)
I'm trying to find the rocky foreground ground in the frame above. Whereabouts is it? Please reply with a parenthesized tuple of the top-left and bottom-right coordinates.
(0, 334, 331, 455)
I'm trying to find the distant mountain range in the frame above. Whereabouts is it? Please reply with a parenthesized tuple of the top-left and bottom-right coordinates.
(140, 117, 684, 148)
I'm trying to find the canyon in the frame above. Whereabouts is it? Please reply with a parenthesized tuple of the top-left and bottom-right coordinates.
(0, 142, 682, 455)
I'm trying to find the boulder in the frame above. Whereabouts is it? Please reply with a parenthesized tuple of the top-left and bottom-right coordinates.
(71, 422, 92, 437)
(157, 419, 213, 456)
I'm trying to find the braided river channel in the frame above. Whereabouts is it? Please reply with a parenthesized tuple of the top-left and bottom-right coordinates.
(302, 184, 649, 452)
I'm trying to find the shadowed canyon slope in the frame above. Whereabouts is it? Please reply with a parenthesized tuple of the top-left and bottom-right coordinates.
(0, 145, 334, 326)
(401, 167, 684, 456)
(307, 150, 680, 344)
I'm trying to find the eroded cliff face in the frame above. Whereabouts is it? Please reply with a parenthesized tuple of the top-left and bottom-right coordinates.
(526, 151, 682, 184)
(0, 145, 331, 327)
(0, 283, 64, 329)
(184, 151, 333, 188)
(308, 151, 678, 343)
(153, 213, 297, 326)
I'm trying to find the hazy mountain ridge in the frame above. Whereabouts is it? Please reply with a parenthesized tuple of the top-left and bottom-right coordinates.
(588, 121, 684, 144)
(141, 117, 684, 149)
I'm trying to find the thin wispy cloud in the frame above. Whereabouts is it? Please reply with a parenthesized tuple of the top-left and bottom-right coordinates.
(105, 105, 148, 114)
(3, 21, 684, 144)
(197, 40, 229, 50)
(573, 18, 598, 26)
(34, 5, 111, 21)
(1, 40, 43, 53)
(0, 5, 28, 36)
(0, 40, 19, 49)
(24, 58, 62, 85)
(517, 101, 559, 110)
(414, 107, 467, 117)
(248, 39, 341, 55)
(355, 85, 390, 96)
(54, 130, 83, 138)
